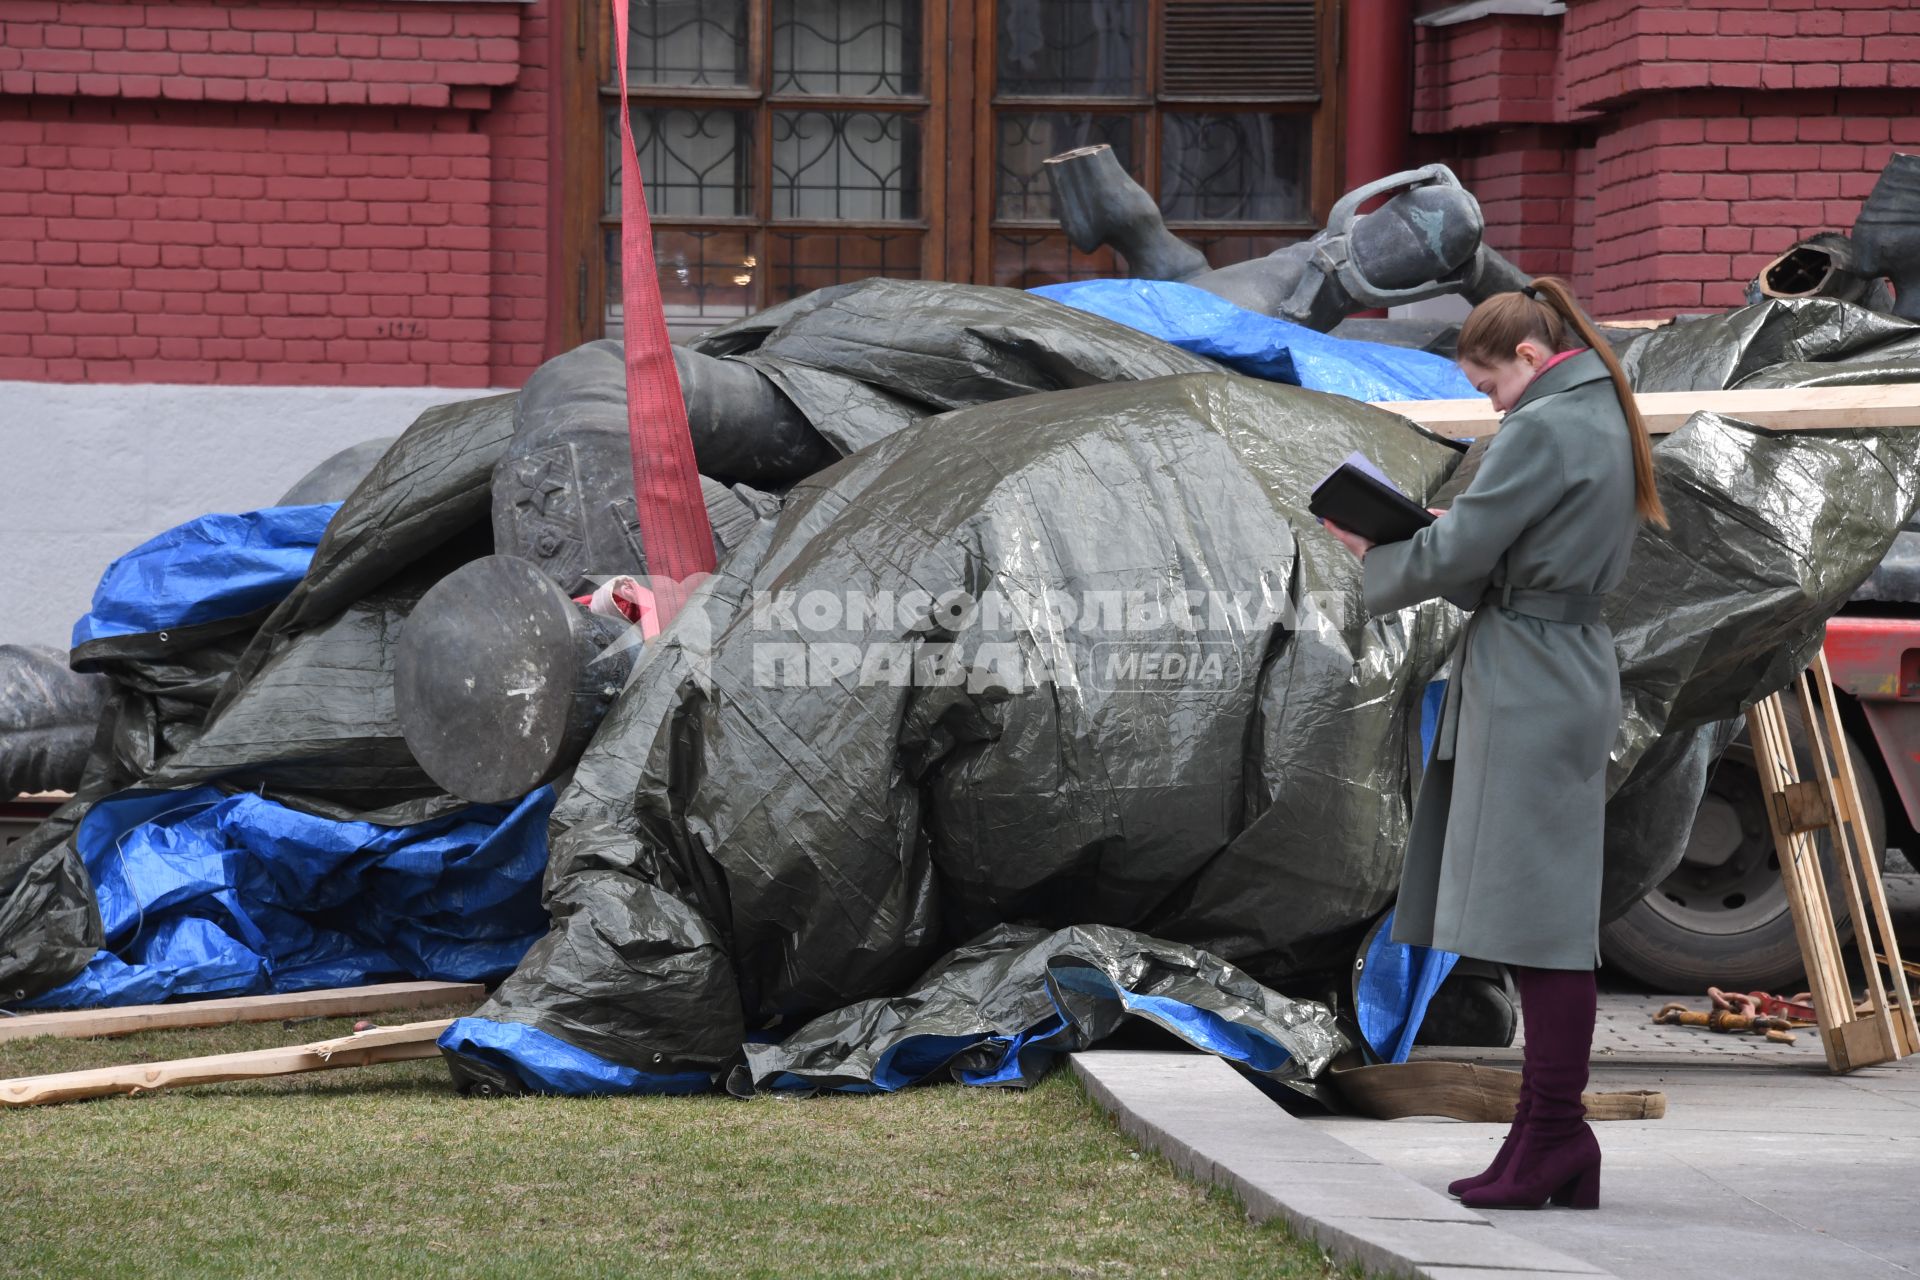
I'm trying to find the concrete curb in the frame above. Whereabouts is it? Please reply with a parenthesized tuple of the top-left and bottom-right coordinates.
(1070, 1051, 1614, 1280)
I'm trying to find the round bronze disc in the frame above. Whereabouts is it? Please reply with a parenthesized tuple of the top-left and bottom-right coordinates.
(395, 554, 588, 805)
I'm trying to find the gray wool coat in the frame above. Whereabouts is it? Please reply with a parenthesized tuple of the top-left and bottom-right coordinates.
(1363, 350, 1639, 970)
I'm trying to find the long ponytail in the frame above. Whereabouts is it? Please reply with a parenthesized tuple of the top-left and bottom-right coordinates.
(1457, 276, 1669, 529)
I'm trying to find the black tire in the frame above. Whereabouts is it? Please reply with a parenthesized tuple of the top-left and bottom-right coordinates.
(1599, 708, 1885, 992)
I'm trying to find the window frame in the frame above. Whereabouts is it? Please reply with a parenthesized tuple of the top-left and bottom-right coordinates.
(559, 0, 1345, 348)
(973, 0, 1343, 288)
(562, 0, 951, 345)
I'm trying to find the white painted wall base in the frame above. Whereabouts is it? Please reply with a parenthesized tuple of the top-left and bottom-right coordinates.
(1389, 294, 1473, 322)
(0, 381, 510, 651)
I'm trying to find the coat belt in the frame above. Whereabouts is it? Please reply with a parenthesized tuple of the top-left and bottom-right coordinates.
(1432, 584, 1609, 762)
(1488, 582, 1608, 625)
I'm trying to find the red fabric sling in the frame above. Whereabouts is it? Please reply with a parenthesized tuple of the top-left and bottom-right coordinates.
(610, 0, 717, 621)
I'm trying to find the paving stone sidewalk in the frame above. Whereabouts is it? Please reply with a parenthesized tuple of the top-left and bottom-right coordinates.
(1071, 1051, 1611, 1279)
(1310, 993, 1920, 1280)
(1073, 992, 1920, 1279)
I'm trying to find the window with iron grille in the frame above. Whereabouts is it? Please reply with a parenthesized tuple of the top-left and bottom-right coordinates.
(571, 0, 1337, 344)
(989, 0, 1329, 289)
(595, 0, 935, 339)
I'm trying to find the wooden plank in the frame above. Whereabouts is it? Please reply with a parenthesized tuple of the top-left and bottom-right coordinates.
(1746, 666, 1920, 1074)
(0, 981, 484, 1045)
(1795, 668, 1900, 1060)
(1328, 1061, 1665, 1123)
(1835, 1017, 1896, 1073)
(1377, 383, 1920, 440)
(1813, 654, 1920, 1058)
(1767, 779, 1832, 837)
(0, 1019, 452, 1108)
(1748, 693, 1850, 1071)
(1774, 702, 1852, 1029)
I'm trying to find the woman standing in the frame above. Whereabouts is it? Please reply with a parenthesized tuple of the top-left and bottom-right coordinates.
(1323, 277, 1666, 1211)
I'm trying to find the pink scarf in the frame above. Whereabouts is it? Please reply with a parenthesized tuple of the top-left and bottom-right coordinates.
(1528, 347, 1587, 387)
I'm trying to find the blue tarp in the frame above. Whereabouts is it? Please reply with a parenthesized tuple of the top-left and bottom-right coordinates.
(1357, 907, 1459, 1064)
(72, 503, 340, 648)
(440, 1019, 714, 1096)
(1032, 278, 1479, 403)
(1353, 678, 1461, 1063)
(15, 785, 555, 1010)
(441, 957, 1312, 1098)
(756, 965, 1305, 1096)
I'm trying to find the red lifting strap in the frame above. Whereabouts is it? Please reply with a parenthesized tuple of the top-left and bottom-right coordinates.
(611, 0, 717, 621)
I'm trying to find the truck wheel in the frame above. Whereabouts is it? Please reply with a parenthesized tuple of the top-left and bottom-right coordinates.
(1599, 708, 1885, 992)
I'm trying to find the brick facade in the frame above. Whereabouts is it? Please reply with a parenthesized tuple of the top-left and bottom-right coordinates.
(1413, 11, 1564, 134)
(4, 0, 1914, 383)
(0, 0, 550, 386)
(1414, 0, 1920, 318)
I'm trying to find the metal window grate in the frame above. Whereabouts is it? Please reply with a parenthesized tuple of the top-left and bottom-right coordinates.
(771, 111, 922, 221)
(1160, 111, 1312, 222)
(619, 0, 750, 88)
(772, 0, 923, 97)
(607, 106, 756, 219)
(1161, 0, 1320, 101)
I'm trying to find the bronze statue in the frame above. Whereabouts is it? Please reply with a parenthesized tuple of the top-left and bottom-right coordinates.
(1045, 148, 1530, 328)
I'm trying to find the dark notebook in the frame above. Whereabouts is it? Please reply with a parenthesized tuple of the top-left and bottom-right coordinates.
(1308, 452, 1436, 545)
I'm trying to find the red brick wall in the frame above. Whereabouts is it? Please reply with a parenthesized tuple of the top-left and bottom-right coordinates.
(0, 0, 551, 387)
(1437, 131, 1582, 281)
(1569, 139, 1598, 291)
(1413, 0, 1920, 319)
(1562, 0, 1920, 107)
(1413, 14, 1564, 135)
(1589, 93, 1920, 314)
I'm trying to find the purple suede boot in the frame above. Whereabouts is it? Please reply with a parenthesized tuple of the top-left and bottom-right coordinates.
(1460, 966, 1601, 1211)
(1447, 1085, 1530, 1199)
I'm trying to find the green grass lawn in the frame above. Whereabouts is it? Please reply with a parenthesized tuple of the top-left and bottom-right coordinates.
(0, 1006, 1363, 1279)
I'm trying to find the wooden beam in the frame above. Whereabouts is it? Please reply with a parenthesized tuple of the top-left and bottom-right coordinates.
(0, 981, 484, 1045)
(0, 1019, 453, 1108)
(1376, 383, 1920, 440)
(1328, 1061, 1667, 1123)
